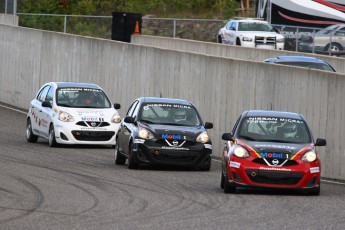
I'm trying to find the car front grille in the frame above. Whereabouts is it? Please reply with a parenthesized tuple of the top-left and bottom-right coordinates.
(255, 36, 276, 47)
(152, 150, 199, 163)
(76, 121, 110, 127)
(252, 158, 298, 166)
(246, 169, 304, 185)
(71, 130, 115, 141)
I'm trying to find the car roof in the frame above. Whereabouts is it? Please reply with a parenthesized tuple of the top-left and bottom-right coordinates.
(55, 82, 101, 89)
(242, 110, 304, 120)
(138, 97, 193, 106)
(273, 56, 323, 63)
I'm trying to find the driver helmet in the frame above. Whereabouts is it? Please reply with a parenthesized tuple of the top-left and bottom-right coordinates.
(173, 109, 187, 122)
(282, 122, 297, 137)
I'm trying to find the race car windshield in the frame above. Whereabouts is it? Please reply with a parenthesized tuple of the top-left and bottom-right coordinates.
(238, 117, 312, 143)
(56, 87, 111, 108)
(139, 103, 202, 126)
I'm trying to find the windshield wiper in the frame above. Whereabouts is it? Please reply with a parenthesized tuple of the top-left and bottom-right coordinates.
(139, 119, 155, 124)
(57, 104, 72, 107)
(239, 135, 256, 141)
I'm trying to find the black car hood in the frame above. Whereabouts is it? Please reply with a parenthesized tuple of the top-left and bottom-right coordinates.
(140, 123, 205, 141)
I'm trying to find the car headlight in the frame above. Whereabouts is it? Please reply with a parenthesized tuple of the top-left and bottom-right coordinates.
(111, 113, 121, 123)
(276, 37, 285, 43)
(234, 146, 250, 158)
(302, 151, 317, 162)
(242, 37, 252, 42)
(196, 131, 209, 143)
(138, 127, 154, 139)
(58, 111, 74, 122)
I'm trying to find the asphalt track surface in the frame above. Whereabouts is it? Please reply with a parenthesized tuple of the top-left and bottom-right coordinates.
(1, 104, 345, 230)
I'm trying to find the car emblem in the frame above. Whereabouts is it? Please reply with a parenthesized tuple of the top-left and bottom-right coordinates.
(172, 140, 179, 146)
(272, 159, 279, 165)
(90, 122, 97, 127)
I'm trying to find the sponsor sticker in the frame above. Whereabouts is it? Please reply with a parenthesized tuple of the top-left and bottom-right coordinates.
(145, 103, 192, 109)
(161, 134, 184, 140)
(229, 161, 241, 168)
(204, 144, 212, 149)
(161, 146, 189, 150)
(260, 152, 287, 159)
(134, 139, 145, 144)
(82, 117, 104, 121)
(310, 167, 320, 173)
(259, 167, 291, 172)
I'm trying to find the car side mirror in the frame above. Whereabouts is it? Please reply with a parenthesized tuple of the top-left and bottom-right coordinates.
(124, 116, 135, 124)
(222, 132, 233, 141)
(315, 138, 326, 146)
(42, 100, 52, 108)
(204, 122, 213, 129)
(114, 103, 121, 109)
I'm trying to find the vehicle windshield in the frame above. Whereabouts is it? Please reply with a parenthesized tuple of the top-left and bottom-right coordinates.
(237, 116, 312, 143)
(139, 103, 202, 126)
(56, 87, 111, 108)
(238, 22, 274, 32)
(278, 61, 335, 72)
(316, 24, 341, 35)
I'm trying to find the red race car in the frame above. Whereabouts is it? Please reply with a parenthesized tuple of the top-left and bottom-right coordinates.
(220, 110, 326, 195)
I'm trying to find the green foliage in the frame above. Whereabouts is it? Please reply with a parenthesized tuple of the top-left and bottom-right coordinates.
(17, 0, 240, 38)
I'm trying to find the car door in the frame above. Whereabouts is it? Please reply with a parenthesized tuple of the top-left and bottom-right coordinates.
(30, 85, 50, 136)
(118, 100, 140, 154)
(228, 21, 237, 45)
(39, 86, 55, 137)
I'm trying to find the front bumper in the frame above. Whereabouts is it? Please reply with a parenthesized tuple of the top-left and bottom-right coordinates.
(54, 121, 120, 145)
(131, 140, 212, 168)
(227, 157, 320, 190)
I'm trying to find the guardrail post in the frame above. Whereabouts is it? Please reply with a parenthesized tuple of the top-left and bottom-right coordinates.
(64, 15, 67, 33)
(173, 19, 176, 38)
(295, 27, 299, 52)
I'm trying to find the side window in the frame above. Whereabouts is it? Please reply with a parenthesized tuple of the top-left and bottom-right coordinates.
(232, 115, 242, 134)
(45, 86, 54, 104)
(232, 22, 237, 31)
(36, 85, 50, 102)
(131, 102, 141, 118)
(126, 100, 139, 117)
(226, 22, 232, 30)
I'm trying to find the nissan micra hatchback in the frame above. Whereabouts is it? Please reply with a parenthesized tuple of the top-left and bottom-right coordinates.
(221, 110, 326, 195)
(26, 82, 121, 147)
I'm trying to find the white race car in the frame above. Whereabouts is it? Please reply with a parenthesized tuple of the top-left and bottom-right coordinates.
(26, 82, 121, 147)
(218, 18, 285, 50)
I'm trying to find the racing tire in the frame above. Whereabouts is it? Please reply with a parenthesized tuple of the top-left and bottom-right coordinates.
(308, 185, 320, 196)
(114, 142, 126, 165)
(127, 142, 139, 169)
(48, 124, 58, 147)
(217, 35, 222, 44)
(220, 170, 225, 189)
(26, 118, 38, 143)
(199, 155, 211, 171)
(223, 172, 236, 194)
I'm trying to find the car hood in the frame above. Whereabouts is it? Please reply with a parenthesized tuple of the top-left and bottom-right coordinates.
(58, 107, 117, 120)
(141, 123, 205, 140)
(239, 31, 283, 38)
(240, 140, 313, 159)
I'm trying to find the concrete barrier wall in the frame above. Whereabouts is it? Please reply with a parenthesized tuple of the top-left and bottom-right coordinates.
(0, 13, 18, 25)
(131, 35, 345, 74)
(1, 24, 345, 180)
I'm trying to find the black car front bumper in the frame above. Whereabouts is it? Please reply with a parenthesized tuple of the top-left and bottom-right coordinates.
(131, 140, 212, 168)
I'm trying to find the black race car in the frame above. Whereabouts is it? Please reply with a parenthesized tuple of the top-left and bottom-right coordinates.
(115, 97, 213, 170)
